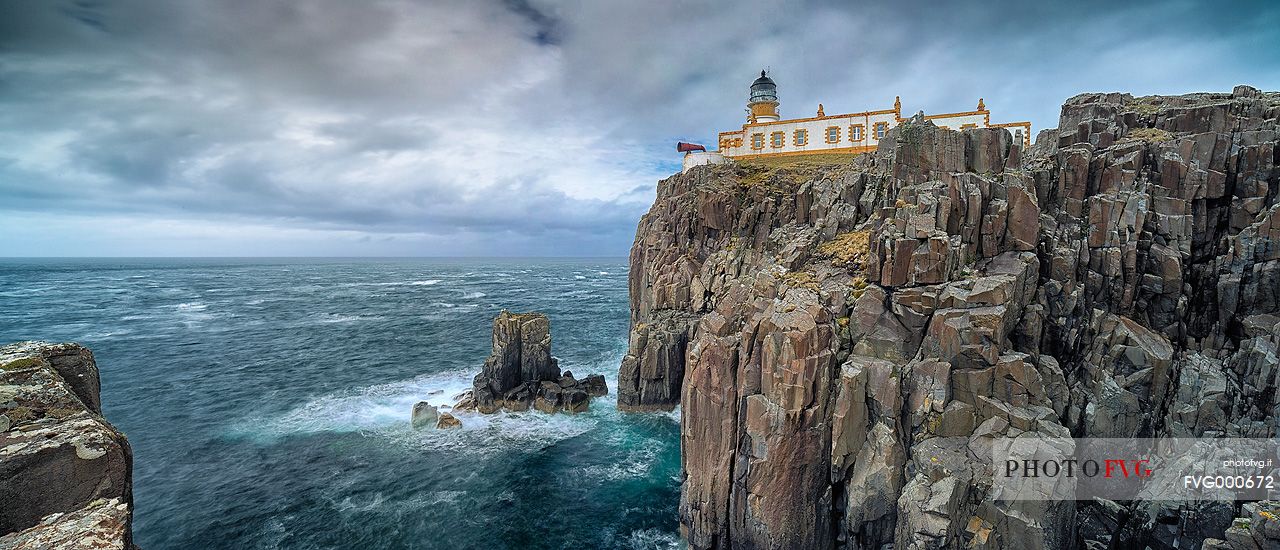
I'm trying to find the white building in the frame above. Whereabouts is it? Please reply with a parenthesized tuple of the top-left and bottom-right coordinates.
(713, 71, 1031, 159)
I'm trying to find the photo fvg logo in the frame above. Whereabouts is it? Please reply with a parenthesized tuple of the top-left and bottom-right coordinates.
(991, 437, 1280, 501)
(1004, 458, 1153, 479)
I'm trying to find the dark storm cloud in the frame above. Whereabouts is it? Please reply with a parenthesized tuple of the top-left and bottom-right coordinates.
(0, 0, 1277, 255)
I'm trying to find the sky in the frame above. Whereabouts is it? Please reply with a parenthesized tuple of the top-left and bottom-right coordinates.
(1, 0, 1277, 257)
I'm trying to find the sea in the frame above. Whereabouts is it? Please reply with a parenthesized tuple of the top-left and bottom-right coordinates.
(0, 258, 682, 549)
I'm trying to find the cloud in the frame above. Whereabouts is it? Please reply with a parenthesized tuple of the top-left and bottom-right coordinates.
(1, 0, 1278, 256)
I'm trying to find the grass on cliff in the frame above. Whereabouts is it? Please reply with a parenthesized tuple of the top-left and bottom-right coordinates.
(735, 153, 860, 189)
(1126, 97, 1163, 116)
(818, 230, 871, 272)
(0, 357, 42, 370)
(780, 270, 820, 292)
(1125, 127, 1173, 143)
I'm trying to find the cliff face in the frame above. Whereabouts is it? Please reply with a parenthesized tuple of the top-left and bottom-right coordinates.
(620, 86, 1280, 549)
(0, 342, 135, 549)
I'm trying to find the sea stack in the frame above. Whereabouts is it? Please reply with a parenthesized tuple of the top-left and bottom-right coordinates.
(0, 342, 135, 548)
(470, 310, 607, 414)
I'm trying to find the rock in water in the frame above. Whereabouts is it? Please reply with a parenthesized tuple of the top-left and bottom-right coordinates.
(579, 374, 608, 397)
(617, 88, 1280, 549)
(451, 390, 476, 412)
(470, 310, 600, 414)
(436, 412, 462, 429)
(562, 389, 589, 413)
(411, 401, 439, 429)
(473, 311, 560, 412)
(0, 342, 135, 548)
(533, 381, 562, 413)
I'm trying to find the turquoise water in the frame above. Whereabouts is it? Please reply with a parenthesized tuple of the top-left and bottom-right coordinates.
(0, 258, 681, 549)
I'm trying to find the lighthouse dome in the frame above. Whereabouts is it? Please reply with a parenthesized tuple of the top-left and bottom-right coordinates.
(749, 71, 777, 104)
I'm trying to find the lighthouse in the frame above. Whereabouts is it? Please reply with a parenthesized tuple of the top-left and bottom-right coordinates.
(748, 71, 780, 123)
(716, 71, 1031, 157)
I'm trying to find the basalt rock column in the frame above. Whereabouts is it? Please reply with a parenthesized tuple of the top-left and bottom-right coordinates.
(470, 311, 607, 414)
(473, 310, 561, 413)
(622, 86, 1280, 549)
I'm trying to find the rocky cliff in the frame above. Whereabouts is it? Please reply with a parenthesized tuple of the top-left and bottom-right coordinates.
(620, 87, 1280, 549)
(0, 342, 135, 549)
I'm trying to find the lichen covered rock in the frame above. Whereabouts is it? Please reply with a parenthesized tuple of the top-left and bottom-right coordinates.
(0, 342, 134, 549)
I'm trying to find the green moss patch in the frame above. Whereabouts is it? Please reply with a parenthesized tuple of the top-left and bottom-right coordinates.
(7, 406, 34, 422)
(0, 357, 42, 371)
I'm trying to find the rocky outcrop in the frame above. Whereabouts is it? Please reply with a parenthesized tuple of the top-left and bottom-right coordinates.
(411, 401, 439, 429)
(1202, 501, 1280, 549)
(621, 87, 1280, 548)
(0, 342, 134, 549)
(471, 310, 608, 414)
(436, 412, 461, 429)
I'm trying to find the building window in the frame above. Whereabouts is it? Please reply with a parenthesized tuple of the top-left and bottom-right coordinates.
(771, 131, 785, 148)
(850, 124, 864, 142)
(794, 129, 808, 146)
(874, 122, 888, 140)
(751, 133, 765, 150)
(825, 126, 840, 144)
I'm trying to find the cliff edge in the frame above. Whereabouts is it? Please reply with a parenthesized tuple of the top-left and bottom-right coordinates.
(0, 342, 135, 550)
(619, 86, 1280, 549)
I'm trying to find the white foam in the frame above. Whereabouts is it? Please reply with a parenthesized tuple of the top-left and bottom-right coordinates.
(574, 444, 659, 481)
(409, 279, 442, 286)
(621, 528, 683, 549)
(81, 329, 131, 341)
(574, 275, 587, 280)
(314, 313, 386, 324)
(228, 365, 633, 455)
(461, 291, 486, 299)
(226, 343, 677, 460)
(228, 369, 475, 439)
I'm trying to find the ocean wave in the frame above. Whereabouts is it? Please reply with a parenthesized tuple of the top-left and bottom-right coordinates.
(461, 291, 486, 299)
(621, 528, 682, 550)
(226, 370, 475, 440)
(314, 313, 385, 324)
(226, 369, 607, 454)
(174, 302, 208, 311)
(573, 445, 660, 481)
(409, 279, 442, 286)
(80, 329, 132, 341)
